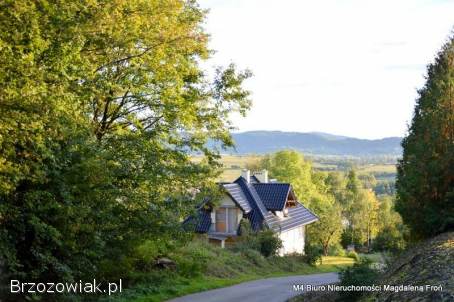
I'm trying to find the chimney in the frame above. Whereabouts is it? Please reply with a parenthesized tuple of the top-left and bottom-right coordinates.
(241, 169, 250, 183)
(254, 169, 269, 183)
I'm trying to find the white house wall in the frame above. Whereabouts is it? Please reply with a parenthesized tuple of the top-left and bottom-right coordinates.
(278, 226, 305, 256)
(219, 194, 236, 207)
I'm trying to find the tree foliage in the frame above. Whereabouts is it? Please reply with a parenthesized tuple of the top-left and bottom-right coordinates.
(0, 0, 251, 295)
(396, 36, 454, 239)
(309, 195, 343, 256)
(260, 150, 317, 205)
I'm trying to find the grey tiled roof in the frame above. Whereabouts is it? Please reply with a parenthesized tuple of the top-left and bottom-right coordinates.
(270, 203, 319, 232)
(223, 183, 252, 213)
(249, 175, 260, 184)
(253, 183, 290, 211)
(183, 210, 211, 233)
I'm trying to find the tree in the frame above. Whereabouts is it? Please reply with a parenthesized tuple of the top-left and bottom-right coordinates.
(343, 169, 361, 238)
(260, 150, 317, 206)
(325, 172, 347, 203)
(373, 197, 407, 252)
(350, 190, 379, 251)
(308, 195, 343, 256)
(0, 0, 251, 294)
(373, 196, 407, 253)
(358, 174, 377, 190)
(346, 169, 361, 195)
(396, 36, 454, 239)
(342, 169, 380, 250)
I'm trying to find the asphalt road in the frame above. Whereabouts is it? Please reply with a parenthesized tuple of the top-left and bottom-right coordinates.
(167, 272, 339, 302)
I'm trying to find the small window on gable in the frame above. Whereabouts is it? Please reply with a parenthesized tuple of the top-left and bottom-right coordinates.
(286, 189, 297, 208)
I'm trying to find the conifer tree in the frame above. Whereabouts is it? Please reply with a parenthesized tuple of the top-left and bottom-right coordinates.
(396, 36, 454, 239)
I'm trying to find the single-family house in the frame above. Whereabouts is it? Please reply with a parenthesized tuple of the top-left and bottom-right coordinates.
(186, 170, 318, 256)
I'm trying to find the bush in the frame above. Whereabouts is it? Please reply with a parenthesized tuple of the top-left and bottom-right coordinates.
(338, 258, 380, 301)
(373, 226, 406, 253)
(340, 228, 363, 248)
(241, 249, 267, 267)
(347, 251, 360, 262)
(304, 244, 323, 266)
(235, 221, 282, 257)
(256, 230, 283, 257)
(171, 240, 213, 277)
(328, 242, 346, 256)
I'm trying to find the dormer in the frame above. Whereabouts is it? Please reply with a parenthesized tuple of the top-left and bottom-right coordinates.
(284, 188, 297, 208)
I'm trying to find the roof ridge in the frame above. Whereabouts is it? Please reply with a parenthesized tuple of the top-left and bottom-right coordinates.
(234, 177, 269, 228)
(252, 182, 290, 185)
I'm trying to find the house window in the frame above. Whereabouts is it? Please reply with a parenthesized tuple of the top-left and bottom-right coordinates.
(227, 208, 238, 233)
(215, 207, 238, 234)
(216, 208, 226, 232)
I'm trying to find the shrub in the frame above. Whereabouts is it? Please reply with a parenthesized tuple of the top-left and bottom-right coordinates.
(347, 251, 360, 262)
(256, 230, 283, 257)
(241, 249, 267, 267)
(235, 221, 282, 257)
(338, 258, 380, 301)
(304, 244, 323, 266)
(340, 228, 363, 248)
(328, 242, 346, 256)
(172, 240, 213, 277)
(373, 226, 407, 253)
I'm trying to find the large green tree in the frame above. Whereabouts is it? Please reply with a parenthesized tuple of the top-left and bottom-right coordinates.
(373, 196, 407, 252)
(260, 150, 317, 205)
(308, 194, 343, 256)
(396, 36, 454, 239)
(0, 0, 251, 294)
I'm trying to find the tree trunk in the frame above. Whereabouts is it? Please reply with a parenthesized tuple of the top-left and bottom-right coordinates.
(323, 244, 329, 256)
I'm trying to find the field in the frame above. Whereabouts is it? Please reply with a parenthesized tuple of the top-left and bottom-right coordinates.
(217, 155, 261, 181)
(192, 154, 397, 182)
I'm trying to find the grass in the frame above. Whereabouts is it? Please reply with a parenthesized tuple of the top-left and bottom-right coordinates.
(357, 164, 396, 174)
(320, 256, 355, 266)
(105, 239, 354, 302)
(358, 252, 385, 263)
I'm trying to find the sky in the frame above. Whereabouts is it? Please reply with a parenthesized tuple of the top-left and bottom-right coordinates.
(198, 0, 454, 139)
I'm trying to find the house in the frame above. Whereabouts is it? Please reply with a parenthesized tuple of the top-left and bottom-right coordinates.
(186, 170, 318, 256)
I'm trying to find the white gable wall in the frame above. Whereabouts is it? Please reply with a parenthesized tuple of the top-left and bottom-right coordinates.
(209, 194, 243, 233)
(219, 194, 236, 207)
(278, 225, 305, 256)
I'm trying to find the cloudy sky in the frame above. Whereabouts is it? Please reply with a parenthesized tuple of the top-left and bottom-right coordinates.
(198, 0, 454, 139)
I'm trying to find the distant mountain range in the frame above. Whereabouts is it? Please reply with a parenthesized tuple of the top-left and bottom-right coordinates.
(215, 131, 403, 156)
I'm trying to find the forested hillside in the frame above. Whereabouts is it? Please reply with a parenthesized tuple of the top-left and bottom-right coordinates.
(209, 131, 402, 156)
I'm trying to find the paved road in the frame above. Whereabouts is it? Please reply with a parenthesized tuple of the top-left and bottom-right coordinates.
(168, 272, 339, 302)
